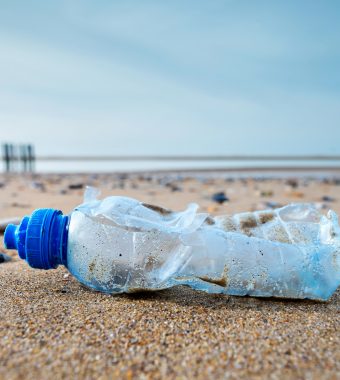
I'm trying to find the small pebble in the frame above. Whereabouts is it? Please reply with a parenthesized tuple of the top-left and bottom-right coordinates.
(260, 190, 274, 197)
(68, 183, 84, 190)
(286, 179, 299, 188)
(322, 195, 335, 202)
(165, 183, 182, 192)
(212, 192, 229, 204)
(118, 173, 128, 181)
(0, 252, 12, 264)
(10, 202, 30, 208)
(265, 201, 282, 209)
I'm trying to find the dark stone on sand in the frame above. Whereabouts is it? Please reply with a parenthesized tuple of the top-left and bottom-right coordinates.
(165, 183, 182, 192)
(118, 173, 128, 180)
(68, 183, 84, 190)
(286, 179, 299, 188)
(11, 202, 30, 208)
(212, 192, 229, 204)
(0, 253, 12, 264)
(322, 195, 335, 202)
(171, 185, 182, 192)
(260, 190, 274, 197)
(265, 201, 282, 209)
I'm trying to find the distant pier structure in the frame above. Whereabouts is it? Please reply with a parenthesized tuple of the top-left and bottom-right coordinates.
(1, 143, 35, 173)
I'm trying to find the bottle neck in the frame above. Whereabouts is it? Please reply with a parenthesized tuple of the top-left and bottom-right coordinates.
(4, 209, 69, 269)
(47, 212, 69, 268)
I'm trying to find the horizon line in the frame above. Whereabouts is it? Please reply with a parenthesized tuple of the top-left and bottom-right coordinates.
(32, 155, 340, 161)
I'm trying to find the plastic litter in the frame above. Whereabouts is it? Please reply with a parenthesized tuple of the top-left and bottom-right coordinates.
(4, 187, 340, 300)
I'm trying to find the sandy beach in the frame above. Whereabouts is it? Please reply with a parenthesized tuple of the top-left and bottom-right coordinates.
(0, 171, 339, 380)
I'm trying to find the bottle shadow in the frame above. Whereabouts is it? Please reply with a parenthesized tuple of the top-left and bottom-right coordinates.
(120, 285, 339, 312)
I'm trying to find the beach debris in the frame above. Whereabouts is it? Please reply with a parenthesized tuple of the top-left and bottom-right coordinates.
(264, 201, 282, 209)
(68, 183, 84, 190)
(0, 252, 12, 263)
(0, 217, 21, 233)
(3, 188, 340, 301)
(225, 178, 235, 183)
(260, 190, 274, 197)
(322, 195, 335, 202)
(212, 191, 229, 204)
(10, 202, 30, 208)
(165, 182, 182, 192)
(286, 179, 299, 188)
(287, 190, 304, 199)
(30, 181, 46, 192)
(117, 173, 128, 181)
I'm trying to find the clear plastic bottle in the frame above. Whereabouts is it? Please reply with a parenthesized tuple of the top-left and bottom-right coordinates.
(4, 188, 340, 300)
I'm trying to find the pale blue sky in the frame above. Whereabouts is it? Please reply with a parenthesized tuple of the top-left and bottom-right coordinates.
(0, 0, 339, 156)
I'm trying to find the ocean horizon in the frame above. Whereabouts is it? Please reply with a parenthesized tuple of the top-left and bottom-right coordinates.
(1, 156, 340, 174)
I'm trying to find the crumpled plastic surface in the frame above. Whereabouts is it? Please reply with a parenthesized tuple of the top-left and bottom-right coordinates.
(79, 187, 208, 243)
(66, 187, 340, 300)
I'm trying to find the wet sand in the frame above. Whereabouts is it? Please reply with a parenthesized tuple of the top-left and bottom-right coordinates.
(0, 172, 339, 379)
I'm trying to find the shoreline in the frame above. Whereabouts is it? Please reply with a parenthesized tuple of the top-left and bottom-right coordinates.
(2, 166, 340, 178)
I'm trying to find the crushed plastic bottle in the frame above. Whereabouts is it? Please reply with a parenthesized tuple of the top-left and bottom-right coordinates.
(4, 188, 340, 300)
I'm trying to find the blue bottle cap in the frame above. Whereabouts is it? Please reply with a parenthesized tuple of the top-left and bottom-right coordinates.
(4, 208, 69, 269)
